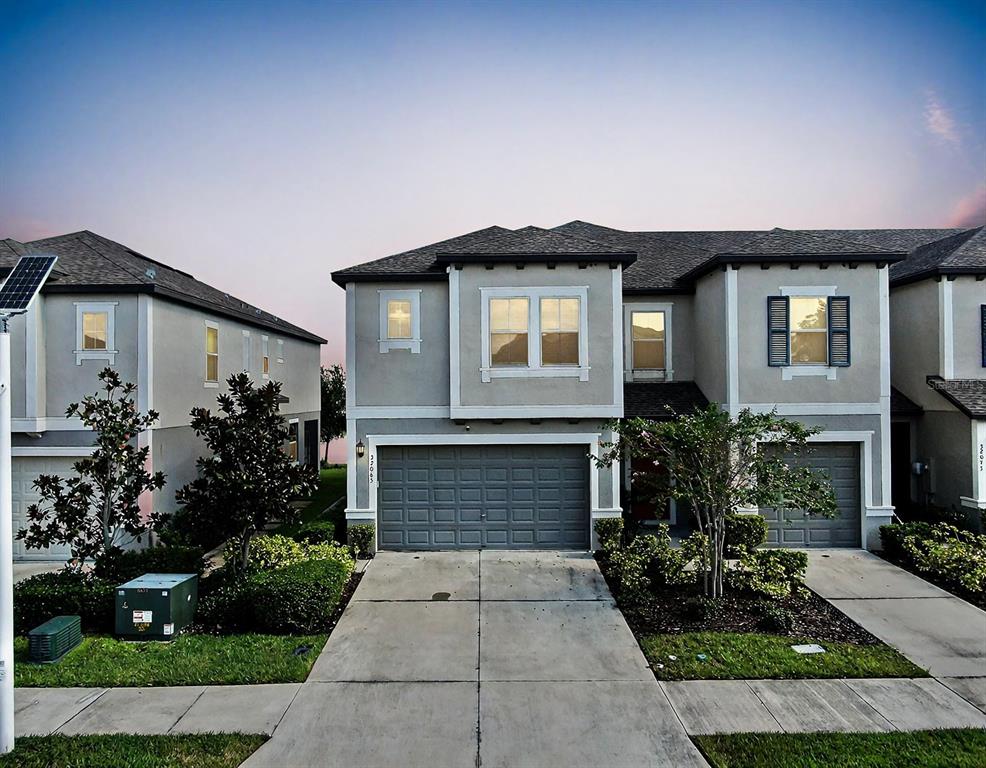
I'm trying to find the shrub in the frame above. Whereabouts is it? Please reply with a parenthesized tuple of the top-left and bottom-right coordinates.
(609, 534, 663, 602)
(724, 513, 768, 558)
(303, 541, 355, 571)
(14, 570, 115, 634)
(291, 521, 336, 545)
(897, 523, 986, 594)
(348, 523, 375, 559)
(248, 559, 353, 633)
(880, 522, 934, 565)
(757, 601, 794, 632)
(683, 596, 724, 622)
(232, 535, 306, 572)
(726, 549, 808, 600)
(93, 545, 206, 585)
(195, 571, 253, 632)
(645, 530, 708, 589)
(594, 518, 624, 554)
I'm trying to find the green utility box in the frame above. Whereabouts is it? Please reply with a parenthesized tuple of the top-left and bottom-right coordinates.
(29, 615, 82, 662)
(115, 573, 198, 640)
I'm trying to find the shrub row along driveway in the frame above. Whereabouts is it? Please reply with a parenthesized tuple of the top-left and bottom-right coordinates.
(243, 550, 708, 768)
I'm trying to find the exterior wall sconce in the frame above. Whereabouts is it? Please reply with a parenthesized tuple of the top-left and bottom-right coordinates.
(355, 440, 365, 458)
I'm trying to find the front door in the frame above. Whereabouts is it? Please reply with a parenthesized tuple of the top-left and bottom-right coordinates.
(304, 419, 319, 467)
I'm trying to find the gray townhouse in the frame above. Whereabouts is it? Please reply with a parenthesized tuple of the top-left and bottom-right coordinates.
(876, 227, 984, 519)
(1, 231, 324, 561)
(332, 222, 984, 553)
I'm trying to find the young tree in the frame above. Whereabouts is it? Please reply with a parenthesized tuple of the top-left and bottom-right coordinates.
(17, 368, 165, 565)
(320, 364, 346, 464)
(170, 373, 318, 575)
(596, 405, 836, 598)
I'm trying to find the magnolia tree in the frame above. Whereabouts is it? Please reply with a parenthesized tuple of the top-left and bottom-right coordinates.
(168, 373, 318, 575)
(17, 368, 165, 564)
(596, 405, 836, 598)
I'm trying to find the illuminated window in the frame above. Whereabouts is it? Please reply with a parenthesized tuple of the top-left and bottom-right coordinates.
(490, 297, 529, 366)
(387, 300, 412, 339)
(206, 325, 219, 382)
(82, 312, 108, 350)
(540, 297, 580, 366)
(631, 311, 665, 369)
(789, 296, 828, 365)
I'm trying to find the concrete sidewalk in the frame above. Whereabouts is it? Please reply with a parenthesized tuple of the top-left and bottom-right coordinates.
(806, 550, 986, 677)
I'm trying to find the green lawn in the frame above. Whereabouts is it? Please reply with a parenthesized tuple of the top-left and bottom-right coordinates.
(279, 467, 347, 539)
(14, 633, 325, 687)
(0, 734, 266, 768)
(694, 730, 986, 768)
(641, 632, 926, 681)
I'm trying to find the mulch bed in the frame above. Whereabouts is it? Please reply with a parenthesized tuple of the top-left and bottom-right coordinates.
(597, 554, 880, 646)
(324, 569, 363, 636)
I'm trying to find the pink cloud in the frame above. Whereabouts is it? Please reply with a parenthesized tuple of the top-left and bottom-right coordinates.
(924, 91, 960, 146)
(944, 184, 986, 228)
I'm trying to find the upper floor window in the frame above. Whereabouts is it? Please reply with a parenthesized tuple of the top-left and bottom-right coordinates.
(378, 289, 421, 353)
(768, 290, 850, 376)
(262, 335, 270, 376)
(789, 296, 828, 364)
(242, 330, 251, 373)
(480, 286, 589, 382)
(205, 323, 219, 386)
(74, 301, 117, 365)
(540, 298, 580, 366)
(623, 303, 672, 381)
(490, 297, 529, 366)
(277, 338, 284, 364)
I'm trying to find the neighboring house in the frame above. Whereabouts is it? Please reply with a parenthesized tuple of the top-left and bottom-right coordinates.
(333, 221, 983, 553)
(0, 231, 324, 560)
(879, 227, 985, 520)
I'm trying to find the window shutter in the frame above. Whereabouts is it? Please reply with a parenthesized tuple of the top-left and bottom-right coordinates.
(981, 305, 985, 367)
(828, 296, 850, 367)
(767, 296, 790, 367)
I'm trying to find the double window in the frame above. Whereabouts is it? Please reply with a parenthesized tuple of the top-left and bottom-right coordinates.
(481, 287, 588, 381)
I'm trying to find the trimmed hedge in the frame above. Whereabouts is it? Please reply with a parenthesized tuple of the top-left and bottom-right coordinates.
(290, 521, 336, 545)
(726, 549, 808, 599)
(247, 559, 352, 633)
(93, 546, 206, 585)
(724, 513, 768, 558)
(881, 522, 986, 595)
(348, 523, 375, 559)
(594, 518, 624, 554)
(880, 522, 934, 565)
(14, 571, 115, 634)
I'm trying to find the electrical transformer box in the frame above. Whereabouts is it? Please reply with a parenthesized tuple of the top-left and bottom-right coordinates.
(115, 573, 198, 640)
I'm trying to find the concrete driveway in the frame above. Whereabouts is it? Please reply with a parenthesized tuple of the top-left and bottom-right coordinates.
(245, 551, 707, 768)
(806, 550, 986, 678)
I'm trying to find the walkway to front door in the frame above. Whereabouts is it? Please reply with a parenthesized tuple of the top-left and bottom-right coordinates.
(244, 551, 708, 768)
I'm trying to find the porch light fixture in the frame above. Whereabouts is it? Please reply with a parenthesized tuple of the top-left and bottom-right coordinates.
(355, 440, 365, 458)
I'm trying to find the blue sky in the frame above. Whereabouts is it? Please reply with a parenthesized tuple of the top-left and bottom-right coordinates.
(1, 0, 984, 366)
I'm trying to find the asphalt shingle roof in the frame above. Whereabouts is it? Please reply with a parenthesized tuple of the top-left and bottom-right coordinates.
(623, 381, 710, 420)
(890, 386, 922, 416)
(927, 377, 986, 419)
(0, 231, 324, 343)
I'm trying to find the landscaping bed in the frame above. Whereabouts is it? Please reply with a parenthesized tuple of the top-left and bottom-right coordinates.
(277, 466, 347, 540)
(693, 729, 986, 768)
(0, 733, 266, 768)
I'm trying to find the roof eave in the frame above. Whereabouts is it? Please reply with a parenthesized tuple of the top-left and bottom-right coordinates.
(330, 270, 447, 288)
(926, 376, 986, 419)
(890, 266, 986, 288)
(435, 251, 637, 267)
(678, 252, 906, 284)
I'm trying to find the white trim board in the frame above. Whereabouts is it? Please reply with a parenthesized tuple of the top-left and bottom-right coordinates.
(448, 267, 461, 408)
(12, 417, 87, 433)
(12, 446, 94, 457)
(779, 285, 838, 296)
(725, 268, 739, 415)
(612, 269, 625, 409)
(449, 404, 622, 419)
(939, 278, 954, 378)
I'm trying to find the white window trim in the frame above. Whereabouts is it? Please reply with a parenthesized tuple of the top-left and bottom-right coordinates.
(276, 338, 284, 365)
(242, 329, 252, 374)
(204, 320, 220, 388)
(778, 285, 839, 380)
(479, 285, 589, 382)
(287, 417, 300, 464)
(74, 301, 118, 365)
(261, 335, 270, 379)
(623, 302, 673, 382)
(378, 289, 421, 353)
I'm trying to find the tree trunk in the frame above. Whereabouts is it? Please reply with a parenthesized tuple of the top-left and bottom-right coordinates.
(323, 438, 330, 464)
(238, 530, 253, 576)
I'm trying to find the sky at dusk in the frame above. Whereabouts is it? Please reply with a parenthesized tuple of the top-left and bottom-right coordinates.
(2, 0, 985, 371)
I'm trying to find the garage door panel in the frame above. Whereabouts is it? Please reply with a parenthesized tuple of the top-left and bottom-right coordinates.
(378, 444, 589, 550)
(760, 443, 861, 549)
(13, 457, 79, 561)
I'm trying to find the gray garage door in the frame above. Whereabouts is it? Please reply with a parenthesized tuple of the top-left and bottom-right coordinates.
(378, 444, 589, 550)
(760, 442, 861, 548)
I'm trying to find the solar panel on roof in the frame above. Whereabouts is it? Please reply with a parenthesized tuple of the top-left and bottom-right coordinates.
(0, 255, 57, 313)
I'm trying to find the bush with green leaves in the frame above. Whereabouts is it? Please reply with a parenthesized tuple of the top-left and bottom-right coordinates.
(726, 549, 808, 600)
(14, 570, 115, 634)
(348, 523, 375, 558)
(290, 521, 336, 545)
(303, 541, 355, 570)
(879, 522, 934, 566)
(248, 558, 353, 633)
(645, 528, 709, 588)
(724, 513, 768, 558)
(594, 517, 624, 554)
(895, 523, 986, 594)
(608, 534, 664, 602)
(229, 534, 306, 572)
(93, 545, 206, 585)
(757, 601, 794, 632)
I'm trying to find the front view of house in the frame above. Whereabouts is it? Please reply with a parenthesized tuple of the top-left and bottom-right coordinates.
(333, 222, 985, 552)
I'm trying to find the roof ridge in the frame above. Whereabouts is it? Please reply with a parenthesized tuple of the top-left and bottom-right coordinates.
(74, 232, 155, 285)
(516, 223, 638, 253)
(723, 227, 898, 255)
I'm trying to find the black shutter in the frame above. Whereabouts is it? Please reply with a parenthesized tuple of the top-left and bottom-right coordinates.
(767, 296, 790, 366)
(981, 305, 985, 367)
(828, 296, 850, 367)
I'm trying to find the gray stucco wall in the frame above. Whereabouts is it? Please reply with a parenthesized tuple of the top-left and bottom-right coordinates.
(736, 265, 882, 404)
(351, 281, 450, 407)
(455, 264, 618, 408)
(952, 276, 986, 380)
(890, 279, 945, 410)
(692, 272, 726, 403)
(917, 411, 974, 513)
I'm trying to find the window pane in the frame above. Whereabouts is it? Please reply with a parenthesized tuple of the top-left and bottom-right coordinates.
(206, 327, 218, 354)
(559, 298, 580, 331)
(633, 339, 666, 369)
(540, 298, 560, 332)
(507, 298, 528, 330)
(206, 354, 219, 382)
(631, 311, 664, 341)
(491, 332, 528, 365)
(791, 331, 827, 363)
(491, 297, 528, 332)
(387, 300, 412, 339)
(790, 297, 826, 330)
(542, 331, 579, 365)
(82, 312, 107, 350)
(263, 356, 270, 374)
